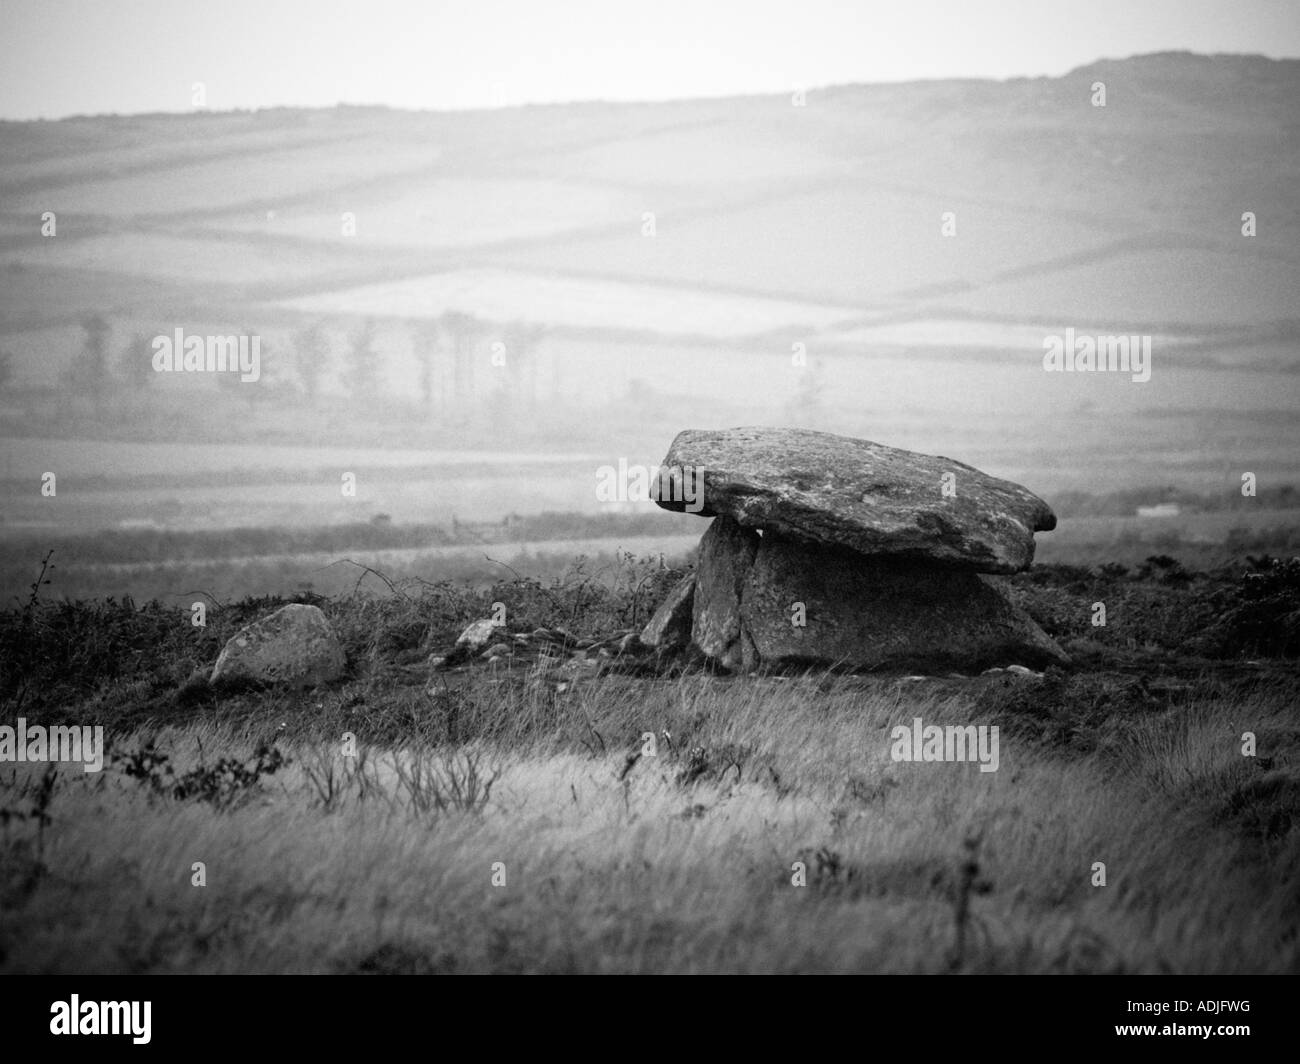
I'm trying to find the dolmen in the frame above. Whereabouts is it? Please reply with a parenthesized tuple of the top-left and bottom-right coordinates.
(640, 427, 1068, 673)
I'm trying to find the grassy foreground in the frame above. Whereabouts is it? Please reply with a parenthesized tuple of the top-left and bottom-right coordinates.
(1, 556, 1297, 973)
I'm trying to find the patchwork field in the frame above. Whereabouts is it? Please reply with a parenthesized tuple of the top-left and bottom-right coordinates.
(0, 57, 1295, 528)
(276, 267, 871, 337)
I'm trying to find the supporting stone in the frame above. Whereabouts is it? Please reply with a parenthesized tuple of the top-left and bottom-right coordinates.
(640, 573, 696, 649)
(690, 515, 759, 661)
(739, 529, 1068, 672)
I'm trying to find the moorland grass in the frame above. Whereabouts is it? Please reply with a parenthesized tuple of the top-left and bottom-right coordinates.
(0, 557, 1296, 973)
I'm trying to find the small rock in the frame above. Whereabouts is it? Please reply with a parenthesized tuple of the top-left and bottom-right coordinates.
(210, 603, 346, 689)
(456, 618, 504, 650)
(481, 643, 512, 660)
(531, 627, 578, 648)
(1006, 664, 1037, 675)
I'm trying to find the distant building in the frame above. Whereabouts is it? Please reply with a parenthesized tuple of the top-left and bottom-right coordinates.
(1136, 503, 1181, 519)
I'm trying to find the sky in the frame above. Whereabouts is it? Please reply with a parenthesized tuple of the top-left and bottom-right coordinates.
(2, 0, 1298, 119)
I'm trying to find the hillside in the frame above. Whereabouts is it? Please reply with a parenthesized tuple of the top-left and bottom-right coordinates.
(0, 51, 1297, 539)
